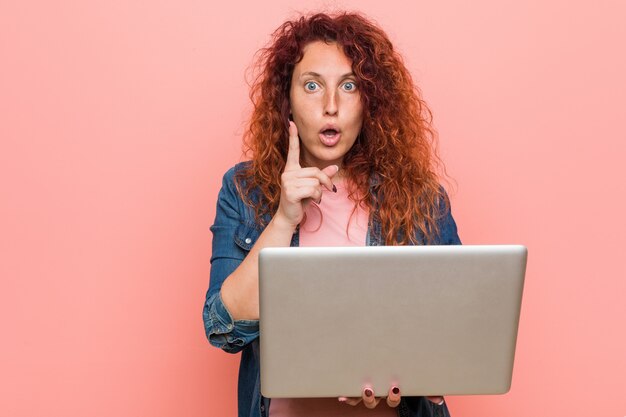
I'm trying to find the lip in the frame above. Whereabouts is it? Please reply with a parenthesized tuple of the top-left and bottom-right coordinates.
(319, 131, 341, 146)
(319, 124, 341, 147)
(319, 123, 341, 133)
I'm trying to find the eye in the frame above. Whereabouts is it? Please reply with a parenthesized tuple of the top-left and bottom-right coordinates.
(304, 81, 319, 92)
(342, 81, 357, 92)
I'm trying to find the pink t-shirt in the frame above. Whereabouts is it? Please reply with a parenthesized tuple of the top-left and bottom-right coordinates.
(270, 180, 396, 416)
(299, 179, 369, 247)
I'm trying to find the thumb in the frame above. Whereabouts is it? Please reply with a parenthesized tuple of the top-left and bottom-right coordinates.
(322, 164, 340, 179)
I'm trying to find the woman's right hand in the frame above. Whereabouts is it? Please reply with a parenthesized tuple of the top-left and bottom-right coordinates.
(220, 121, 338, 321)
(274, 121, 339, 229)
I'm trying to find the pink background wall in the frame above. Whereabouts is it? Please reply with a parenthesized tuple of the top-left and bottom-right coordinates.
(2, 0, 624, 416)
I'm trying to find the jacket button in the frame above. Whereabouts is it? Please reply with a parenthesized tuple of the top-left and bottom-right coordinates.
(245, 238, 252, 244)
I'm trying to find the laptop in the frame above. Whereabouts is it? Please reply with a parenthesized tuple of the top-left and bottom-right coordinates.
(258, 245, 527, 398)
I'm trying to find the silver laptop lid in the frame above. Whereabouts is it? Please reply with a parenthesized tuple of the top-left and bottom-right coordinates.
(259, 245, 527, 398)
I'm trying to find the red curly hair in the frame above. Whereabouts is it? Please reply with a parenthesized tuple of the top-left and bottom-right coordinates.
(236, 12, 450, 245)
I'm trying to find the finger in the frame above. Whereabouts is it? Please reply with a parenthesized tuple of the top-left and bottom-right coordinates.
(386, 386, 401, 408)
(310, 185, 323, 204)
(321, 164, 339, 190)
(285, 186, 322, 205)
(280, 176, 322, 196)
(287, 177, 322, 189)
(321, 164, 340, 179)
(285, 121, 301, 171)
(362, 387, 380, 409)
(339, 397, 362, 406)
(292, 166, 338, 192)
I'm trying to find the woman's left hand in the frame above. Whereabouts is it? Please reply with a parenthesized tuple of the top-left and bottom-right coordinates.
(338, 385, 401, 408)
(338, 387, 444, 409)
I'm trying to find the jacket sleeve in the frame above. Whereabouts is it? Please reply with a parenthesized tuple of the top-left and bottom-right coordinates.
(437, 188, 462, 245)
(399, 396, 451, 417)
(202, 166, 260, 354)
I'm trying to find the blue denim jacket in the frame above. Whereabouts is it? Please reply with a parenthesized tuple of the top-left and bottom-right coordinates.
(203, 162, 461, 417)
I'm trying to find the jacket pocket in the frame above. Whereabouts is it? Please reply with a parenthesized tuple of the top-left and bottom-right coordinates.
(234, 222, 262, 251)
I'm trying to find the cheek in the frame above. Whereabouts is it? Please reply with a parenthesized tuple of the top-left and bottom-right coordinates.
(292, 102, 317, 127)
(348, 98, 364, 126)
(350, 111, 364, 131)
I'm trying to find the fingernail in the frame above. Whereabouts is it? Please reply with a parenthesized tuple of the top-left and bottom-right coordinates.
(364, 388, 373, 397)
(332, 184, 337, 193)
(333, 164, 339, 172)
(338, 397, 347, 402)
(392, 387, 400, 395)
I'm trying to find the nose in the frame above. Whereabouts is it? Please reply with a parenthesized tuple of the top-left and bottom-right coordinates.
(323, 89, 338, 116)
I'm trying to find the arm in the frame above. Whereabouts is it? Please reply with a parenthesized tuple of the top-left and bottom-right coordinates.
(202, 166, 303, 353)
(202, 166, 266, 353)
(203, 122, 337, 353)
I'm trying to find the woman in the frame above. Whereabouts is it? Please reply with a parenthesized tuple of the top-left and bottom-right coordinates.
(203, 12, 460, 417)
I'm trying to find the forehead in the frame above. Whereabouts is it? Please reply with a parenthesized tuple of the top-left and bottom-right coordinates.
(293, 41, 353, 76)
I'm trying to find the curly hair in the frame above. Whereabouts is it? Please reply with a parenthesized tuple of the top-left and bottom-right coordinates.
(236, 12, 450, 245)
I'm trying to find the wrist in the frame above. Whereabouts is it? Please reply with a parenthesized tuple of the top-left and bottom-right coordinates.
(271, 213, 298, 234)
(427, 396, 444, 406)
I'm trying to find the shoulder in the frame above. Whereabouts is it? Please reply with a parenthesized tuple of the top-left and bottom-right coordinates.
(435, 185, 462, 245)
(217, 161, 266, 221)
(222, 160, 253, 184)
(219, 161, 254, 195)
(215, 161, 252, 208)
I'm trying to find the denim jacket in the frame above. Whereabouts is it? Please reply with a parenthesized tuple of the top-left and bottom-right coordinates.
(203, 162, 462, 417)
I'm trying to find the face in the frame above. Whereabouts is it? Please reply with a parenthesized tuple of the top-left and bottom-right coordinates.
(289, 41, 364, 171)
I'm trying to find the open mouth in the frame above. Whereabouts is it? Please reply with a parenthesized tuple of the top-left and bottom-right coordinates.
(319, 127, 341, 146)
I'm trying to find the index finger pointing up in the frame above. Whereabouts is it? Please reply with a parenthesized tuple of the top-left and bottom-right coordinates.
(285, 121, 301, 171)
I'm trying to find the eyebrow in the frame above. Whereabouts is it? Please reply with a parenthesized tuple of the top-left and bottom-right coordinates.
(299, 71, 355, 79)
